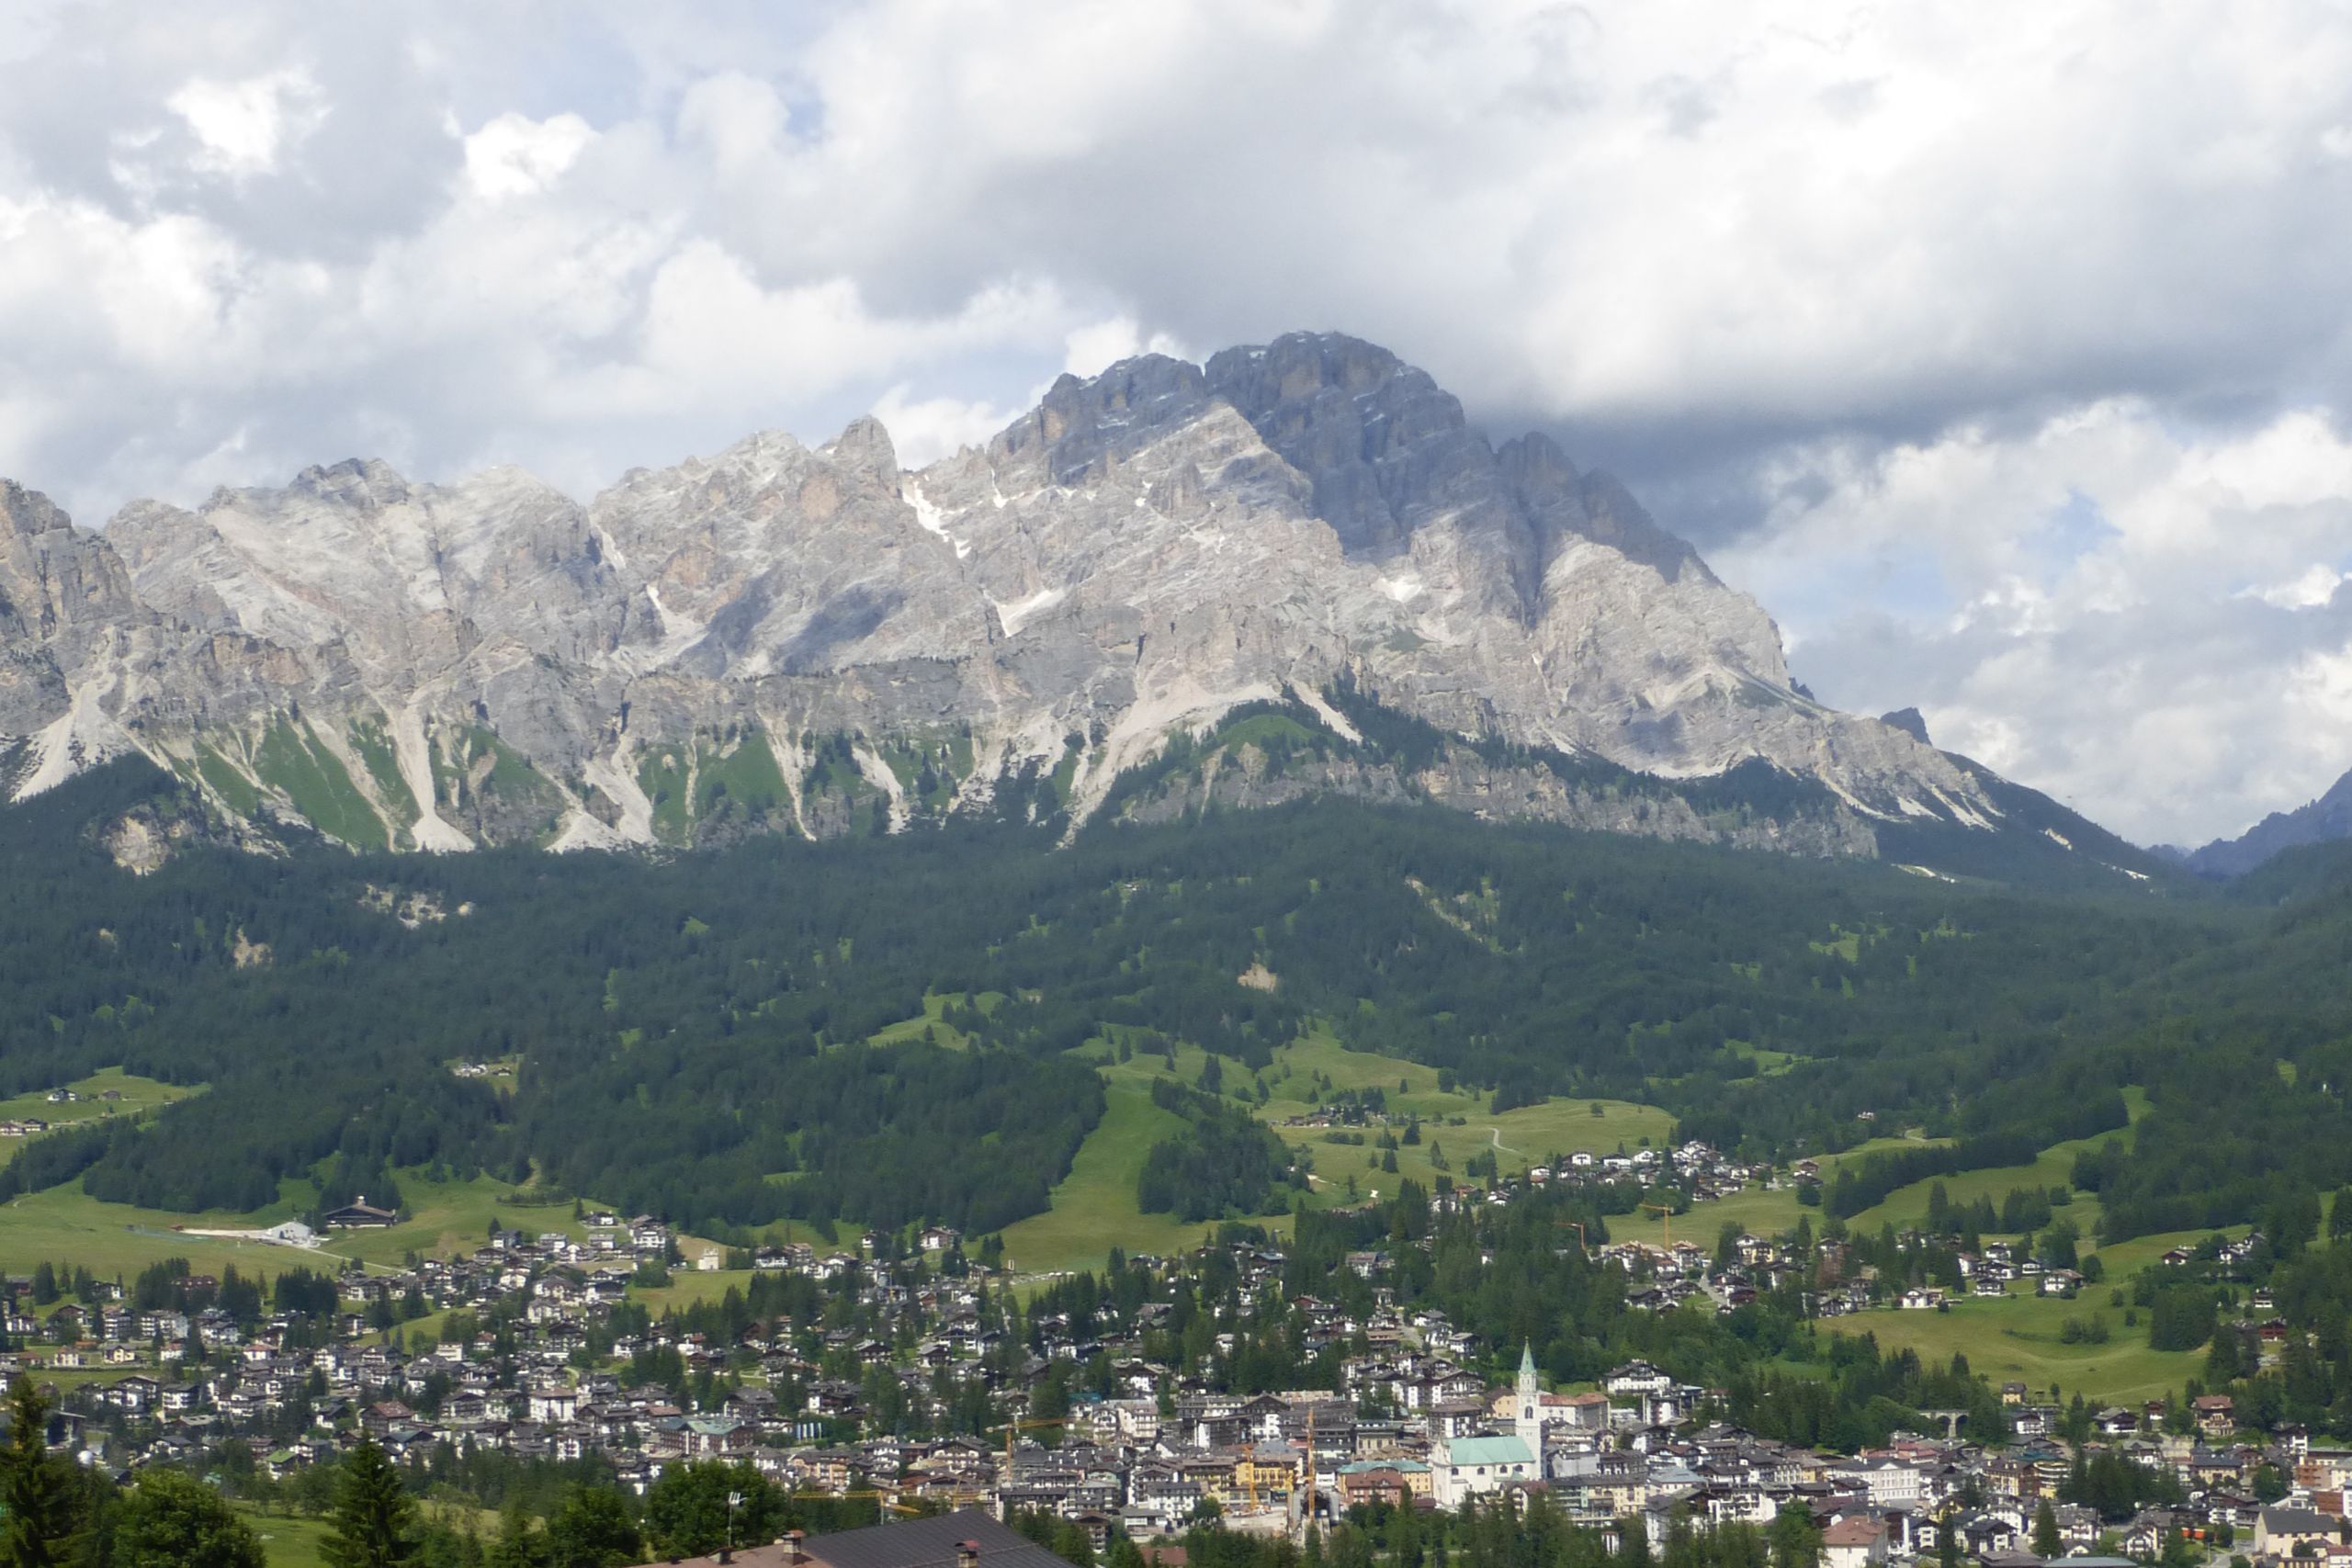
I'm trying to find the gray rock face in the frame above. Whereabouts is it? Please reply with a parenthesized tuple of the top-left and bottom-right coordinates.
(0, 332, 2008, 856)
(1881, 708, 1932, 746)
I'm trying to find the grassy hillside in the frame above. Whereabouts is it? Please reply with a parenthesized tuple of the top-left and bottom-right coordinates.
(0, 1068, 197, 1168)
(0, 1166, 627, 1282)
(1825, 1225, 2245, 1405)
(1844, 1087, 2151, 1236)
(998, 1074, 1204, 1274)
(997, 1028, 1683, 1275)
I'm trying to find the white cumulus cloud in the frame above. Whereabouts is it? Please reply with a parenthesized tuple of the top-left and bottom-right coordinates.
(0, 0, 2350, 844)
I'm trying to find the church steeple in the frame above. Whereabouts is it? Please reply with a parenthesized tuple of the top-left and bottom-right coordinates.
(1515, 1341, 1541, 1449)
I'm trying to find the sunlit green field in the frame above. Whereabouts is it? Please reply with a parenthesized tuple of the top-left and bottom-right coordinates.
(1825, 1224, 2244, 1405)
(0, 1068, 200, 1169)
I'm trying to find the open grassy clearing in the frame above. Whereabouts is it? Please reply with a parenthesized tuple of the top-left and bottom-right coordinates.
(0, 1066, 194, 1124)
(322, 1168, 598, 1268)
(1, 1182, 350, 1284)
(231, 1502, 496, 1568)
(633, 1267, 765, 1315)
(0, 1167, 624, 1283)
(1825, 1224, 2246, 1405)
(234, 1505, 338, 1568)
(865, 992, 981, 1049)
(1008, 1029, 1684, 1276)
(0, 1068, 199, 1168)
(1844, 1087, 2151, 1235)
(1610, 1135, 1936, 1249)
(1723, 1040, 1805, 1077)
(998, 1076, 1209, 1275)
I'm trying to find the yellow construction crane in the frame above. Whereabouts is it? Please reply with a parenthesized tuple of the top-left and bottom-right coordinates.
(989, 1416, 1067, 1472)
(1640, 1201, 1677, 1251)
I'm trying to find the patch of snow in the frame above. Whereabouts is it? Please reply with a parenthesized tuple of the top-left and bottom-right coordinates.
(1894, 796, 1937, 818)
(1288, 682, 1363, 745)
(1895, 863, 1956, 882)
(904, 480, 972, 559)
(991, 587, 1066, 637)
(1926, 783, 1998, 831)
(1815, 772, 1903, 823)
(392, 698, 474, 852)
(2103, 863, 2151, 882)
(2042, 827, 2074, 851)
(1380, 573, 1425, 604)
(594, 528, 628, 570)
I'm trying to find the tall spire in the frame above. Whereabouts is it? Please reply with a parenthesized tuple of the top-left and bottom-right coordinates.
(1515, 1341, 1542, 1450)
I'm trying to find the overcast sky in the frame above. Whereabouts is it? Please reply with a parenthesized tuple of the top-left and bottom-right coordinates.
(4, 0, 2351, 848)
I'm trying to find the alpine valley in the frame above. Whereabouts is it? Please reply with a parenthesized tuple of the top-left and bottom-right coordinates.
(16, 335, 2352, 1514)
(0, 333, 2161, 882)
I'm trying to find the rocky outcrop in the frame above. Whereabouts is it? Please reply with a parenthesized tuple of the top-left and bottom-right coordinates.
(0, 332, 2017, 860)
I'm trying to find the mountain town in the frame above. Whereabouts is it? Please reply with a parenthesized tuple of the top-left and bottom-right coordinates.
(1, 1137, 2335, 1568)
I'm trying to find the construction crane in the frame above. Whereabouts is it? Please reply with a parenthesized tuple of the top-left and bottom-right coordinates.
(1640, 1201, 1677, 1251)
(989, 1416, 1067, 1473)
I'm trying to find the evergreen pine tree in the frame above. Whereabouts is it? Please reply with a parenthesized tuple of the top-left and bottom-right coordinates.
(322, 1439, 421, 1568)
(2032, 1499, 2062, 1560)
(0, 1376, 79, 1568)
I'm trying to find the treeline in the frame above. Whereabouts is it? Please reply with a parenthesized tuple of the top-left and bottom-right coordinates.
(1823, 1095, 2127, 1219)
(13, 754, 2352, 1247)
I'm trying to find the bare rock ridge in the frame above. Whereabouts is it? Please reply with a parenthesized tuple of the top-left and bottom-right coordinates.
(0, 331, 2072, 864)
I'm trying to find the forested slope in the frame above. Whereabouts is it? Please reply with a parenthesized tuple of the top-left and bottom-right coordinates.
(2, 758, 2348, 1245)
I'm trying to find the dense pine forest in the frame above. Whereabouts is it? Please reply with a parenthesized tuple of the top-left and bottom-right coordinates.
(6, 755, 2352, 1244)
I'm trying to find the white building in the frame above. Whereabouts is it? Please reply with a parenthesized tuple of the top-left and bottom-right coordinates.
(1434, 1433, 1536, 1506)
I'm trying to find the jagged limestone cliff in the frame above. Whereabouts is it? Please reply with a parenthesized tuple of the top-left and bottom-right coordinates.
(1, 333, 2015, 862)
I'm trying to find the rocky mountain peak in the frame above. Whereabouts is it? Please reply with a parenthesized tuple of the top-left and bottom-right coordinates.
(0, 329, 2083, 876)
(1205, 331, 1474, 558)
(823, 415, 901, 493)
(288, 457, 415, 511)
(1881, 708, 1932, 745)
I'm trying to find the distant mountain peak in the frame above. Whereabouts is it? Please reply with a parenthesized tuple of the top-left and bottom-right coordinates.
(2185, 764, 2352, 876)
(0, 331, 2144, 884)
(1880, 707, 1931, 745)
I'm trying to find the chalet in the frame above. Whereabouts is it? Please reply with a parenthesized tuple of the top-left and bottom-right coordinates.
(2256, 1507, 2340, 1562)
(1821, 1517, 1888, 1568)
(323, 1197, 399, 1229)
